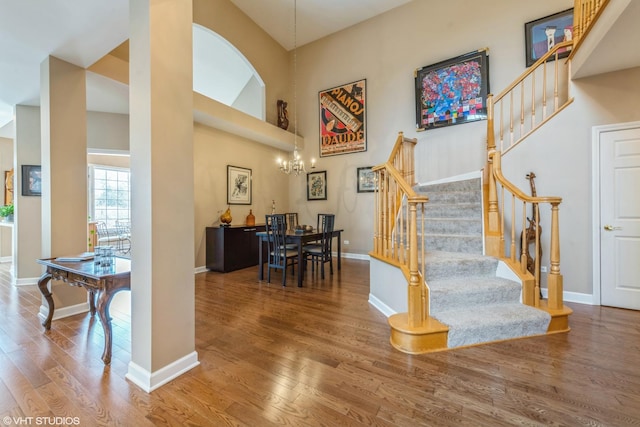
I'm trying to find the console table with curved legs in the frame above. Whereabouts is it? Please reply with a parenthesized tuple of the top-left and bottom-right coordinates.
(36, 256, 131, 365)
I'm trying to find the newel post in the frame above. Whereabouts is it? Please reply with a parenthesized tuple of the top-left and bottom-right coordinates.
(485, 152, 501, 258)
(547, 203, 564, 309)
(407, 201, 425, 328)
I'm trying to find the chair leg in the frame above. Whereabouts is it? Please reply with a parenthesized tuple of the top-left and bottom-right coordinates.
(267, 266, 271, 283)
(282, 266, 286, 287)
(329, 256, 333, 275)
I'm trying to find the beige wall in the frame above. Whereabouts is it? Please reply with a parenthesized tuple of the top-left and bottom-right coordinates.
(193, 123, 290, 267)
(193, 0, 291, 127)
(0, 137, 13, 259)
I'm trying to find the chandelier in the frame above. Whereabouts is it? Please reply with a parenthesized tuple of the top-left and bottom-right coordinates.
(278, 0, 315, 176)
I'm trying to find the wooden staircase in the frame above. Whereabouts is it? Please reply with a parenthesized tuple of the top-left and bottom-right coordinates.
(371, 0, 609, 354)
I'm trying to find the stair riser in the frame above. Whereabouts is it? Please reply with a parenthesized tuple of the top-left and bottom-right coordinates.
(423, 219, 482, 235)
(422, 203, 481, 218)
(430, 288, 522, 312)
(416, 178, 481, 193)
(422, 191, 482, 204)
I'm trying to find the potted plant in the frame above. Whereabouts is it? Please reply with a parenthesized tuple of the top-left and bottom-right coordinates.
(0, 204, 14, 222)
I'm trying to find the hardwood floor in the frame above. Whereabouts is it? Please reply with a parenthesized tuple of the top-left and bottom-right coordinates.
(1, 259, 639, 426)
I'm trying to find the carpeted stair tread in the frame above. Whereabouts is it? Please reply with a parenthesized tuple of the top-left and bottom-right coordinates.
(429, 276, 522, 312)
(431, 303, 551, 348)
(425, 251, 498, 280)
(407, 177, 551, 349)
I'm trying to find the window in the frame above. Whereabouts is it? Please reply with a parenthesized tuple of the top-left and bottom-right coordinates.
(89, 166, 130, 228)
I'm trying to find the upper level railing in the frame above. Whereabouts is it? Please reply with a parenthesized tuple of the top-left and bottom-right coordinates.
(572, 0, 610, 52)
(371, 132, 429, 327)
(487, 41, 574, 155)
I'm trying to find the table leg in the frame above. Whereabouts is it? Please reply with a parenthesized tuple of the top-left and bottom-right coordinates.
(297, 240, 303, 287)
(337, 232, 342, 270)
(37, 272, 54, 330)
(258, 236, 264, 280)
(88, 291, 96, 316)
(96, 289, 117, 365)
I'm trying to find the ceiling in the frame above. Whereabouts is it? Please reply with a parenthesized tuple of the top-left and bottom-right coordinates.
(0, 0, 637, 139)
(0, 0, 412, 138)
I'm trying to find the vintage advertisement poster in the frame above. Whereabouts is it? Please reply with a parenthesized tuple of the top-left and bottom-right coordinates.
(319, 79, 366, 157)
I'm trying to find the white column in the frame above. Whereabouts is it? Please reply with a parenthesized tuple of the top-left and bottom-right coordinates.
(126, 0, 197, 392)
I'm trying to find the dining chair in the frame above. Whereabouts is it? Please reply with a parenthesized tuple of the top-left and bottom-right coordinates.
(303, 213, 335, 279)
(284, 212, 299, 230)
(265, 214, 298, 286)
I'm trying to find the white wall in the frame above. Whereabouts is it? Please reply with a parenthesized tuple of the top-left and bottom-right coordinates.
(286, 0, 640, 297)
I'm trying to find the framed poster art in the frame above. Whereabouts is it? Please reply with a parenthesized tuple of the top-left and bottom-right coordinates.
(307, 171, 327, 201)
(227, 165, 252, 205)
(357, 166, 376, 193)
(319, 79, 366, 157)
(21, 165, 41, 196)
(415, 49, 490, 131)
(525, 8, 574, 67)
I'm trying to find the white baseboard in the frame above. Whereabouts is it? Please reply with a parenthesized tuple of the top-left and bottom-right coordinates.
(15, 276, 39, 286)
(38, 302, 90, 323)
(341, 252, 369, 260)
(126, 351, 200, 393)
(540, 288, 595, 305)
(368, 293, 395, 317)
(194, 266, 208, 274)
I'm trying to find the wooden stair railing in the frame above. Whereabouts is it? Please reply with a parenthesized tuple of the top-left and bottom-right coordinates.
(482, 0, 611, 329)
(371, 132, 449, 353)
(571, 0, 610, 56)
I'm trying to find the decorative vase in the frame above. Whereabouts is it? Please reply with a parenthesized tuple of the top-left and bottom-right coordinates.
(220, 207, 232, 226)
(246, 209, 255, 226)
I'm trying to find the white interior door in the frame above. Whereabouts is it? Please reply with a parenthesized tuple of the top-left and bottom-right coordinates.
(600, 126, 640, 309)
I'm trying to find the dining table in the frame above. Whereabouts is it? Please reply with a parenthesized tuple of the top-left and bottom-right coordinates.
(256, 228, 343, 287)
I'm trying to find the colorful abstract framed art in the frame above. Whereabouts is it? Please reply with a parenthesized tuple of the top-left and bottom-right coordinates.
(415, 49, 490, 131)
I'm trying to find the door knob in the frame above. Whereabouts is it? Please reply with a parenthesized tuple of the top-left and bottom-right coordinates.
(604, 225, 622, 231)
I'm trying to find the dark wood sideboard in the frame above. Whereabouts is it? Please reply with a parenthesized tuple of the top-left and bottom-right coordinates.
(206, 225, 266, 272)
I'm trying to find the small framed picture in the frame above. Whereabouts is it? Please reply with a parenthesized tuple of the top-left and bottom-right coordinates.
(21, 165, 41, 196)
(227, 165, 252, 205)
(307, 171, 327, 201)
(357, 166, 376, 193)
(524, 8, 574, 67)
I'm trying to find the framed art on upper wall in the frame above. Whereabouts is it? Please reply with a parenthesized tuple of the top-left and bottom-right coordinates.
(524, 8, 574, 67)
(307, 171, 327, 201)
(319, 79, 366, 157)
(227, 165, 252, 205)
(21, 165, 41, 196)
(357, 166, 376, 193)
(415, 49, 490, 131)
